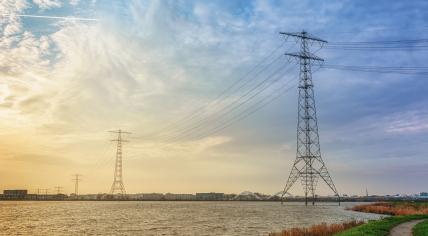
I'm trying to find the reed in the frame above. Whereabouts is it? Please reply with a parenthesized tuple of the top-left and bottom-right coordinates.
(269, 220, 364, 236)
(351, 202, 428, 216)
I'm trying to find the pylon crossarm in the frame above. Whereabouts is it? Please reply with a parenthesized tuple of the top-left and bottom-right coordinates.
(280, 32, 328, 43)
(285, 52, 324, 61)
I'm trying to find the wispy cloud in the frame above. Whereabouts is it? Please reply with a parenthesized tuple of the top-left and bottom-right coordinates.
(385, 109, 428, 134)
(32, 0, 61, 9)
(1, 13, 99, 21)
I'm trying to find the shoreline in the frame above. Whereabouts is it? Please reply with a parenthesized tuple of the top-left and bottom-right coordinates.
(1, 198, 427, 202)
(271, 201, 428, 235)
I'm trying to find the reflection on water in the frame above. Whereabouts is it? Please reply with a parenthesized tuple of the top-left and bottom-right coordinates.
(0, 201, 382, 235)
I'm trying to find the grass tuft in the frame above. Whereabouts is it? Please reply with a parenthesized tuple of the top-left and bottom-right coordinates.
(269, 220, 364, 236)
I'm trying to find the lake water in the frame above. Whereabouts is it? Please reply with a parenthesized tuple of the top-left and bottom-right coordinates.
(0, 201, 382, 235)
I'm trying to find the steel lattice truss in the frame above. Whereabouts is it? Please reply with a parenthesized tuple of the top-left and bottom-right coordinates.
(110, 129, 130, 195)
(280, 31, 339, 205)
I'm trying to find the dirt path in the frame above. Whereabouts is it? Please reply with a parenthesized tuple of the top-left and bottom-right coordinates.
(389, 219, 425, 236)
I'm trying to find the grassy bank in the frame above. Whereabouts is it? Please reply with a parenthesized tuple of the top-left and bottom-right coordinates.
(269, 202, 428, 236)
(335, 215, 428, 236)
(413, 220, 428, 236)
(351, 202, 428, 215)
(339, 202, 428, 235)
(268, 216, 428, 236)
(269, 220, 363, 236)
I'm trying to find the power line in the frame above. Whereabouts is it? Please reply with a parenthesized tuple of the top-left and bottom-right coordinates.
(325, 45, 428, 51)
(163, 62, 293, 142)
(162, 62, 289, 141)
(188, 75, 299, 141)
(324, 65, 428, 70)
(326, 37, 428, 51)
(143, 70, 298, 153)
(322, 64, 428, 75)
(329, 38, 428, 45)
(317, 25, 428, 35)
(144, 41, 288, 139)
(158, 56, 287, 140)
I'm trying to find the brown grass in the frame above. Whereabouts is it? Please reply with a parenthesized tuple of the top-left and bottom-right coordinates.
(269, 220, 364, 236)
(351, 202, 428, 216)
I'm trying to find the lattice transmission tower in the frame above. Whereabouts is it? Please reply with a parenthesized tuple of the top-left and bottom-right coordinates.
(280, 31, 339, 205)
(109, 129, 130, 195)
(72, 174, 82, 196)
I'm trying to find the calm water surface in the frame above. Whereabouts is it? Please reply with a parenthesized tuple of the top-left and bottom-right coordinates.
(0, 201, 382, 235)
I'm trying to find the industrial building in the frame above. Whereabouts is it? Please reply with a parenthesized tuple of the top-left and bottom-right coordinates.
(1, 190, 28, 200)
(196, 192, 225, 201)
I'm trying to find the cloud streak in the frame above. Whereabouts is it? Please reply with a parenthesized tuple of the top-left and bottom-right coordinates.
(1, 14, 98, 21)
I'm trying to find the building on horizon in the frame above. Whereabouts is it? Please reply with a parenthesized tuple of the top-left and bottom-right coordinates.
(196, 192, 225, 201)
(0, 189, 67, 200)
(140, 193, 164, 200)
(1, 190, 28, 200)
(164, 193, 196, 201)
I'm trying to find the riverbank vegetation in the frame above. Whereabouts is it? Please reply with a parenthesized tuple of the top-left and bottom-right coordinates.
(269, 202, 428, 236)
(336, 215, 428, 236)
(413, 220, 428, 236)
(268, 220, 363, 236)
(351, 202, 428, 215)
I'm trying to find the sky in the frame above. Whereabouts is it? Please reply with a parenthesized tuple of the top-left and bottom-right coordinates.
(0, 0, 427, 196)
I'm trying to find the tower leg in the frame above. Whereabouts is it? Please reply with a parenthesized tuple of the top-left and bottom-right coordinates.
(305, 192, 308, 206)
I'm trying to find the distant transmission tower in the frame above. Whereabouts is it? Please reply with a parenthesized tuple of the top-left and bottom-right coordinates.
(72, 174, 82, 196)
(280, 31, 339, 205)
(54, 186, 63, 195)
(109, 129, 130, 195)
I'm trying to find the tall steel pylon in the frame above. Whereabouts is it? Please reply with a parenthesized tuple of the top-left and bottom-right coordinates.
(109, 129, 130, 195)
(54, 186, 63, 195)
(280, 31, 339, 205)
(72, 174, 82, 196)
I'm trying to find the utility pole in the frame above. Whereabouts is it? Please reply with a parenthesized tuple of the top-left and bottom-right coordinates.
(40, 189, 49, 200)
(35, 188, 41, 200)
(54, 186, 63, 195)
(109, 129, 130, 195)
(279, 31, 339, 206)
(72, 174, 82, 197)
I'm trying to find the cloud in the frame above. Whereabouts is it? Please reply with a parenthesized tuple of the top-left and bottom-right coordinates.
(2, 14, 98, 21)
(33, 0, 61, 10)
(385, 109, 428, 134)
(69, 0, 79, 6)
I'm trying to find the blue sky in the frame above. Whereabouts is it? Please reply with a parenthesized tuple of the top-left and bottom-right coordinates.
(0, 0, 427, 195)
